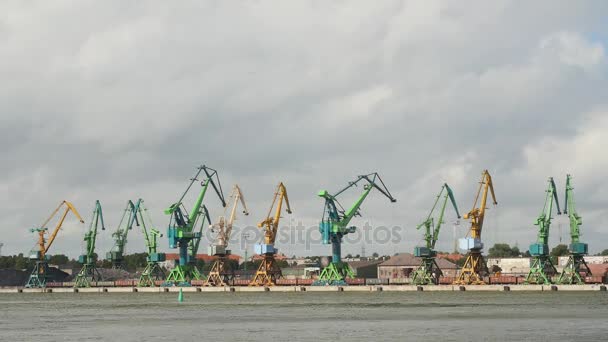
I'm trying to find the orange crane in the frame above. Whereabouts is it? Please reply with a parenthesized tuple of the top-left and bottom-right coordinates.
(250, 182, 292, 286)
(454, 170, 497, 285)
(25, 201, 84, 288)
(205, 185, 249, 286)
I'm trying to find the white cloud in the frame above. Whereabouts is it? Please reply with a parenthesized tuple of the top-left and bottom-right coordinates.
(1, 1, 608, 257)
(540, 31, 605, 71)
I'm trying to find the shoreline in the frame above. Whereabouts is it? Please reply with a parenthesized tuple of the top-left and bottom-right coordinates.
(1, 284, 606, 293)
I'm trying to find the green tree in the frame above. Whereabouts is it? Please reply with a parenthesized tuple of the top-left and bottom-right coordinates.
(372, 252, 379, 258)
(550, 244, 569, 257)
(14, 254, 29, 270)
(488, 243, 520, 258)
(599, 249, 608, 256)
(47, 254, 69, 265)
(124, 253, 148, 271)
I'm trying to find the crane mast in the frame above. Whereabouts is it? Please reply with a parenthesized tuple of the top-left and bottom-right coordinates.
(412, 183, 460, 285)
(525, 177, 561, 284)
(106, 200, 137, 269)
(315, 173, 396, 286)
(557, 174, 591, 284)
(74, 201, 106, 288)
(205, 185, 249, 286)
(25, 201, 84, 288)
(454, 170, 497, 285)
(165, 165, 226, 286)
(132, 199, 167, 287)
(250, 182, 292, 286)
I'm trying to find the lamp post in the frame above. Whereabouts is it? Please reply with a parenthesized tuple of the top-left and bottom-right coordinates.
(241, 232, 251, 272)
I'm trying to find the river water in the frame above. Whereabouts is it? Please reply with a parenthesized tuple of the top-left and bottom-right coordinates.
(1, 291, 606, 341)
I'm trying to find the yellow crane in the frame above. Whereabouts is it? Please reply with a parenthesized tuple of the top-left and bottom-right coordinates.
(454, 170, 497, 285)
(25, 201, 84, 288)
(205, 185, 249, 286)
(250, 182, 292, 286)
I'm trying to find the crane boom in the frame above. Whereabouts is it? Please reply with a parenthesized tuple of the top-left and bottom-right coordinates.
(212, 185, 249, 248)
(259, 182, 292, 245)
(464, 170, 497, 239)
(564, 174, 582, 243)
(250, 182, 293, 286)
(31, 201, 84, 260)
(416, 183, 461, 250)
(534, 178, 561, 247)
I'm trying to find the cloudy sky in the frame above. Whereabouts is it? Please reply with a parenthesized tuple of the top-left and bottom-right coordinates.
(1, 1, 607, 260)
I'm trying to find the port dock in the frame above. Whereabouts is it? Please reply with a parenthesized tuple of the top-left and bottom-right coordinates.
(1, 284, 606, 294)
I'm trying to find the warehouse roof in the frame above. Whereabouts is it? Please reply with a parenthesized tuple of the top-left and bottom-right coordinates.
(587, 263, 608, 276)
(379, 253, 458, 269)
(347, 260, 384, 269)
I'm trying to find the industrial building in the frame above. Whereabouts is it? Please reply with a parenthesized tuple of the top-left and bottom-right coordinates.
(486, 257, 531, 276)
(377, 253, 459, 280)
(160, 253, 242, 271)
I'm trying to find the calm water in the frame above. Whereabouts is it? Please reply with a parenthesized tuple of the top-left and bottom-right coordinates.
(1, 291, 607, 341)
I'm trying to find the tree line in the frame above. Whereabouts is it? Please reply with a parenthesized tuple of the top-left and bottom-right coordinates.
(0, 253, 290, 273)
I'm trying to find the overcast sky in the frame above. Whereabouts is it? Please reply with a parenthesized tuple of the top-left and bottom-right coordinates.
(1, 1, 607, 260)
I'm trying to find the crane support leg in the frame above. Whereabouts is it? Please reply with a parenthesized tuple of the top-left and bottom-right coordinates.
(138, 262, 165, 287)
(165, 241, 203, 286)
(74, 263, 102, 288)
(524, 255, 557, 284)
(412, 257, 442, 285)
(315, 262, 354, 285)
(165, 265, 202, 285)
(454, 251, 487, 285)
(25, 261, 49, 288)
(205, 256, 234, 286)
(557, 254, 591, 284)
(250, 254, 282, 286)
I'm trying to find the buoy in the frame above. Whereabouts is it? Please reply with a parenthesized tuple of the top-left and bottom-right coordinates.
(178, 288, 184, 303)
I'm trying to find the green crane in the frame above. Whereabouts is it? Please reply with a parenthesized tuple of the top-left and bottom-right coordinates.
(525, 177, 561, 285)
(106, 200, 137, 269)
(557, 174, 591, 284)
(411, 183, 460, 285)
(74, 200, 105, 288)
(314, 173, 396, 285)
(165, 165, 225, 286)
(126, 199, 167, 287)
